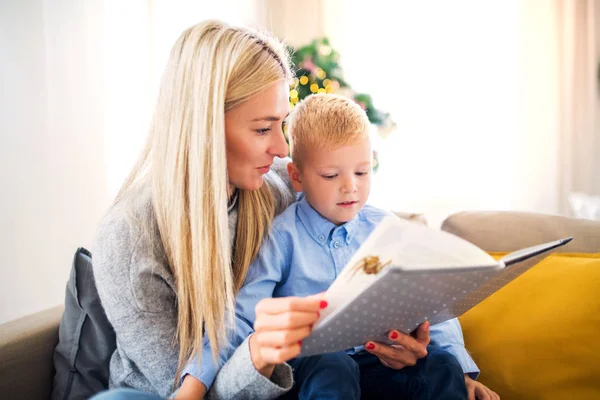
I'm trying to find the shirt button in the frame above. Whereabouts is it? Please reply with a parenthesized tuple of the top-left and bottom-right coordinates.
(333, 241, 340, 249)
(318, 234, 325, 241)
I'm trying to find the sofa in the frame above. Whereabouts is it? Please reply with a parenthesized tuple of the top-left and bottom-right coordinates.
(1, 211, 599, 400)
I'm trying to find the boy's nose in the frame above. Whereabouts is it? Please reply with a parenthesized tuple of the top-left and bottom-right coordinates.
(341, 178, 357, 193)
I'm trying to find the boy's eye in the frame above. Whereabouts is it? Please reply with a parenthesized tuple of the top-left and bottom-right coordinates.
(256, 127, 272, 135)
(356, 171, 369, 176)
(322, 174, 338, 180)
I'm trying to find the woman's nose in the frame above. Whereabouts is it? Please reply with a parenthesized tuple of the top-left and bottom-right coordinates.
(269, 127, 289, 158)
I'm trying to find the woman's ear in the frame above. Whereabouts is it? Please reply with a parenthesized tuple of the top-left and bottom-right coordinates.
(287, 162, 303, 192)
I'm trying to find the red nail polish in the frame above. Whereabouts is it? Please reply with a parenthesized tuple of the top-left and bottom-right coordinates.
(319, 300, 328, 309)
(298, 341, 302, 346)
(366, 343, 375, 350)
(390, 331, 399, 339)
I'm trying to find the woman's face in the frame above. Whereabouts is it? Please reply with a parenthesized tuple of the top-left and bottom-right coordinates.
(225, 80, 290, 193)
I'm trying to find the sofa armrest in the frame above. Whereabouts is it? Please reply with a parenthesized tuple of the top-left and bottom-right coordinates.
(0, 306, 63, 400)
(441, 211, 600, 253)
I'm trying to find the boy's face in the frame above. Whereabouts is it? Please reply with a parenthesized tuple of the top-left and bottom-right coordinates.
(289, 138, 372, 225)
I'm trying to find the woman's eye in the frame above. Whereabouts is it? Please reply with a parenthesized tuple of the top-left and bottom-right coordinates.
(256, 127, 272, 135)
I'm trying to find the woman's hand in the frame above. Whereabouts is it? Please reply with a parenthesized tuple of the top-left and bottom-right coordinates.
(249, 294, 325, 377)
(465, 375, 500, 400)
(363, 321, 431, 369)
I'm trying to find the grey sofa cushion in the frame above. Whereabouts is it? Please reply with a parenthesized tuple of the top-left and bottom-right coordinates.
(441, 211, 600, 253)
(52, 248, 116, 400)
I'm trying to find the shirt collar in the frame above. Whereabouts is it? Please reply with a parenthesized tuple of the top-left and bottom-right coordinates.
(296, 195, 361, 246)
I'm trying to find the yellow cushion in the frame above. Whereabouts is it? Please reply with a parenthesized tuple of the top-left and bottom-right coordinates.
(458, 253, 600, 400)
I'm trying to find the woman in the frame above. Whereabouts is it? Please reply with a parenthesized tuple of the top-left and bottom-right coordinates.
(92, 20, 434, 400)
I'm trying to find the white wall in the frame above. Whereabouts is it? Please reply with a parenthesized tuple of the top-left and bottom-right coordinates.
(0, 0, 109, 323)
(0, 0, 269, 323)
(293, 0, 563, 227)
(103, 0, 269, 198)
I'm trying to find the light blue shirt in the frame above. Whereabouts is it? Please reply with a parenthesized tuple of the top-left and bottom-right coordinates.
(184, 196, 480, 389)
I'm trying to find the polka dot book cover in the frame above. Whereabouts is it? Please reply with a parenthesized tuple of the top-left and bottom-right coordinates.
(299, 216, 572, 357)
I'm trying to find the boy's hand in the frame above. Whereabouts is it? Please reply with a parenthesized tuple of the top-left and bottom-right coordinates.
(465, 375, 500, 400)
(363, 321, 430, 369)
(249, 294, 325, 377)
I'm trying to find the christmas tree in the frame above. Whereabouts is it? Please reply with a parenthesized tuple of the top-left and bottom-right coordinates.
(288, 37, 395, 171)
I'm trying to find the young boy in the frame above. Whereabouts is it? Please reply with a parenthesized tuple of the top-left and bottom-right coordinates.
(192, 94, 492, 399)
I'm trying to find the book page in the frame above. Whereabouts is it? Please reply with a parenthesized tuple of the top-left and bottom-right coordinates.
(319, 216, 497, 325)
(358, 216, 496, 269)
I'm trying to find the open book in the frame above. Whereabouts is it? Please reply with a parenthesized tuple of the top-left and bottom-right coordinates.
(299, 216, 572, 357)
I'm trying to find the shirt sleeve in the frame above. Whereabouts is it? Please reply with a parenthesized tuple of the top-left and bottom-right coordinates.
(429, 318, 480, 379)
(206, 336, 293, 400)
(181, 228, 290, 390)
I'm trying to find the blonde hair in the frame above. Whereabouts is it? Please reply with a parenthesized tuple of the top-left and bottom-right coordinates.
(288, 94, 370, 166)
(115, 20, 293, 385)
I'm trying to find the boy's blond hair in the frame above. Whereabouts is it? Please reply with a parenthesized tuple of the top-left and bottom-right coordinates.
(288, 94, 370, 166)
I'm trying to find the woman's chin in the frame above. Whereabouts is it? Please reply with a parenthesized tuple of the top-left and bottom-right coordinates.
(236, 176, 264, 192)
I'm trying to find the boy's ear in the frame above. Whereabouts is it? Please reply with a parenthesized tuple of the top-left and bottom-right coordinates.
(287, 162, 303, 192)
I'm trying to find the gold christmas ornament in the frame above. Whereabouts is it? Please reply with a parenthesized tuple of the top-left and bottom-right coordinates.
(349, 256, 392, 278)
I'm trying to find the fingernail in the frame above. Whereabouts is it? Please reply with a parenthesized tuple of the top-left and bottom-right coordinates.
(424, 321, 430, 330)
(389, 331, 399, 339)
(317, 311, 320, 318)
(319, 300, 328, 309)
(366, 342, 375, 350)
(298, 341, 302, 346)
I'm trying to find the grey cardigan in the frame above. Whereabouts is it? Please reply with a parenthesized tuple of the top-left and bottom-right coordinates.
(92, 158, 296, 399)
